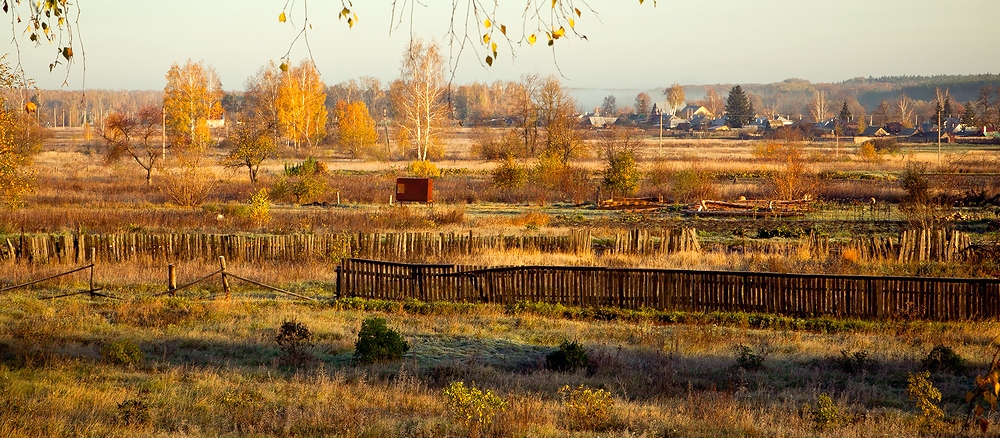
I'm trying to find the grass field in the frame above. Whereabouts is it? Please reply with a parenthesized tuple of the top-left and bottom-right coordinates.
(3, 127, 1000, 436)
(2, 293, 998, 437)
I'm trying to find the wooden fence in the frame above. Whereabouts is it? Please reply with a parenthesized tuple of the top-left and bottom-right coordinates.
(337, 258, 1000, 321)
(0, 229, 702, 264)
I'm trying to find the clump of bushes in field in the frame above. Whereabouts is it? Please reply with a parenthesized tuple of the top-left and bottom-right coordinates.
(275, 319, 315, 367)
(442, 381, 507, 436)
(836, 349, 876, 375)
(117, 398, 151, 426)
(100, 338, 144, 367)
(906, 371, 944, 431)
(354, 317, 409, 364)
(808, 393, 841, 430)
(921, 344, 966, 373)
(272, 157, 328, 203)
(546, 340, 588, 372)
(559, 384, 615, 431)
(734, 343, 768, 370)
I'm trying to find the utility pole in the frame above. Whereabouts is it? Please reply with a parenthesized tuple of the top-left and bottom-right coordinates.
(658, 108, 663, 154)
(937, 109, 942, 168)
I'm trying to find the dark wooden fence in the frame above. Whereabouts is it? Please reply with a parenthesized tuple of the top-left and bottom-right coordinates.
(337, 258, 1000, 321)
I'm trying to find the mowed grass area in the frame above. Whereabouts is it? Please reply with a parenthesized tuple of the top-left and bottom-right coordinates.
(1, 291, 997, 437)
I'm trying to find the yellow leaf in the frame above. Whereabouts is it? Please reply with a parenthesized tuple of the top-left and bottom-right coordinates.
(341, 7, 350, 18)
(491, 42, 497, 53)
(483, 34, 490, 44)
(551, 0, 557, 8)
(279, 62, 289, 72)
(553, 26, 565, 39)
(568, 18, 574, 28)
(527, 34, 536, 45)
(484, 19, 491, 28)
(278, 12, 286, 23)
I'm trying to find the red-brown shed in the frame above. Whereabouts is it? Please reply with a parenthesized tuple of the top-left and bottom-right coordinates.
(395, 178, 433, 203)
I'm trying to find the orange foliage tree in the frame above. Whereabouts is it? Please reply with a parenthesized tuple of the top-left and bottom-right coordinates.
(277, 60, 328, 149)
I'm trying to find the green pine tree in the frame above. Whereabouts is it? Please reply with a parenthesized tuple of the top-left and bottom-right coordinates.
(838, 101, 852, 121)
(961, 102, 977, 126)
(725, 85, 753, 128)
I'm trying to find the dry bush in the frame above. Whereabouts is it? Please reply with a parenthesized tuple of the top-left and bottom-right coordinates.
(856, 142, 886, 166)
(160, 163, 216, 207)
(764, 144, 817, 200)
(670, 167, 716, 203)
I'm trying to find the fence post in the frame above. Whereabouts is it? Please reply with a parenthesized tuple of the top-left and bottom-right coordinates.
(220, 256, 231, 300)
(89, 247, 96, 293)
(168, 264, 177, 296)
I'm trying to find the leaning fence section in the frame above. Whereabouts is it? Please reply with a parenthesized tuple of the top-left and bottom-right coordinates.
(337, 258, 1000, 321)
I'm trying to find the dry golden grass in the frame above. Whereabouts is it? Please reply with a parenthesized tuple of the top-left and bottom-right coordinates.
(1, 293, 997, 437)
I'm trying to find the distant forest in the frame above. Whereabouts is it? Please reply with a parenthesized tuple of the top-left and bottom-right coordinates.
(689, 74, 1000, 122)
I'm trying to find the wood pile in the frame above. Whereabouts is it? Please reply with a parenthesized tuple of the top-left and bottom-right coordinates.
(683, 198, 813, 217)
(597, 197, 668, 211)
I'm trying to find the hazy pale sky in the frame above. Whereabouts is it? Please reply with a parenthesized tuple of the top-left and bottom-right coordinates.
(6, 0, 1000, 91)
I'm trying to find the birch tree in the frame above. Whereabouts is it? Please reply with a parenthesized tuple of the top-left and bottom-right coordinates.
(392, 38, 447, 161)
(665, 83, 685, 115)
(277, 60, 328, 149)
(809, 90, 829, 122)
(163, 60, 222, 152)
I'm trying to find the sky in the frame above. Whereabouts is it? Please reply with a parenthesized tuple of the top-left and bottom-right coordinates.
(5, 0, 1000, 97)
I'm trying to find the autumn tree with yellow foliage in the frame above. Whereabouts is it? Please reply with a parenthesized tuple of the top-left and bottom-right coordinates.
(277, 60, 328, 149)
(163, 60, 223, 153)
(0, 57, 44, 208)
(335, 100, 381, 160)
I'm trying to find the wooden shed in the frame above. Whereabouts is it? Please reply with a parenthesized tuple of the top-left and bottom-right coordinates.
(395, 178, 433, 203)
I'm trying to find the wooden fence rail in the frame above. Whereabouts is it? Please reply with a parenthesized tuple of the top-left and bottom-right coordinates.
(0, 229, 701, 264)
(337, 258, 1000, 321)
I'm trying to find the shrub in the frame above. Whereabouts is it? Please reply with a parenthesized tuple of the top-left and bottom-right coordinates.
(670, 167, 715, 203)
(546, 340, 588, 372)
(900, 161, 930, 204)
(284, 157, 327, 177)
(406, 159, 440, 178)
(247, 188, 270, 227)
(734, 344, 767, 370)
(603, 149, 641, 197)
(100, 339, 144, 367)
(856, 142, 885, 165)
(275, 319, 314, 367)
(836, 350, 875, 375)
(810, 393, 840, 430)
(161, 163, 215, 207)
(559, 384, 615, 431)
(491, 154, 528, 190)
(922, 344, 966, 373)
(354, 317, 409, 364)
(117, 398, 151, 425)
(443, 381, 507, 435)
(906, 371, 944, 431)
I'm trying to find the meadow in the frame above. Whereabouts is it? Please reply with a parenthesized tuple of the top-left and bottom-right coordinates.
(3, 127, 1000, 436)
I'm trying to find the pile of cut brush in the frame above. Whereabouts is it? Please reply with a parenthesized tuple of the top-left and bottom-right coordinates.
(683, 197, 813, 217)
